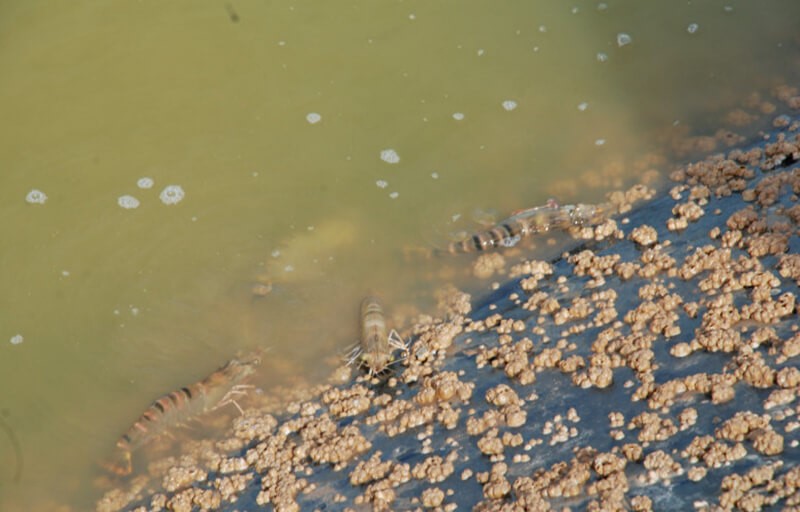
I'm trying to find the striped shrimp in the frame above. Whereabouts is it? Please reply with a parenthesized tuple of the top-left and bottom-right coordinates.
(441, 200, 611, 255)
(103, 351, 261, 476)
(347, 296, 407, 376)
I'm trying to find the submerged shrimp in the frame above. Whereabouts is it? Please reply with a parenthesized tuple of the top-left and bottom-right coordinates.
(347, 296, 407, 376)
(442, 200, 611, 254)
(103, 351, 262, 476)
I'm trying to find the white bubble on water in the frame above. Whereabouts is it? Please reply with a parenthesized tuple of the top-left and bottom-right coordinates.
(538, 25, 547, 33)
(25, 189, 47, 204)
(617, 33, 632, 47)
(477, 48, 485, 56)
(408, 13, 416, 20)
(137, 177, 154, 189)
(10, 334, 23, 345)
(117, 195, 140, 209)
(502, 100, 518, 111)
(723, 5, 733, 12)
(571, 6, 579, 14)
(271, 249, 281, 258)
(389, 191, 399, 199)
(376, 180, 388, 188)
(306, 112, 322, 124)
(159, 185, 185, 205)
(452, 112, 465, 121)
(595, 138, 606, 146)
(578, 102, 589, 111)
(278, 40, 286, 46)
(431, 172, 439, 179)
(283, 265, 294, 273)
(596, 52, 609, 63)
(61, 270, 70, 277)
(597, 3, 608, 11)
(380, 149, 400, 164)
(687, 23, 699, 34)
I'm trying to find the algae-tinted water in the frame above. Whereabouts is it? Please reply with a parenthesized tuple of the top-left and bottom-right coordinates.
(1, 2, 800, 510)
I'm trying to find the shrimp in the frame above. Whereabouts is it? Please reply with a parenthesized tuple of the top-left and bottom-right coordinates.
(103, 351, 261, 476)
(347, 296, 407, 376)
(442, 200, 611, 254)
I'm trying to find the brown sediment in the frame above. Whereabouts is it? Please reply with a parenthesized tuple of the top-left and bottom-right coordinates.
(96, 93, 800, 512)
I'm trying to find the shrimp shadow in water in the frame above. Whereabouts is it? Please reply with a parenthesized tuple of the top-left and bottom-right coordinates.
(0, 409, 23, 485)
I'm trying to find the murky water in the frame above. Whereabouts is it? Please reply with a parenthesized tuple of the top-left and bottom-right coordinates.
(0, 1, 798, 509)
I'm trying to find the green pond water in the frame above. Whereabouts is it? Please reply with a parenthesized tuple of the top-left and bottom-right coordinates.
(0, 1, 798, 509)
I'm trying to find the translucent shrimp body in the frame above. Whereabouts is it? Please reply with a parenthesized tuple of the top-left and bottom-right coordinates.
(104, 352, 261, 476)
(443, 201, 610, 254)
(349, 296, 406, 376)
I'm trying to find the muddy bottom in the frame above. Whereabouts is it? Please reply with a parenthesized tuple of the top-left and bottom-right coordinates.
(96, 96, 800, 512)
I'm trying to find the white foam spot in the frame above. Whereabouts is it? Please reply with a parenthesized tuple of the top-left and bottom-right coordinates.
(502, 100, 518, 111)
(380, 149, 400, 164)
(271, 249, 281, 258)
(578, 102, 589, 111)
(597, 3, 608, 10)
(278, 40, 286, 46)
(61, 270, 70, 277)
(477, 48, 485, 56)
(596, 52, 608, 63)
(376, 180, 388, 188)
(431, 172, 439, 179)
(283, 265, 294, 273)
(538, 25, 547, 33)
(595, 139, 606, 146)
(389, 191, 399, 199)
(617, 33, 632, 47)
(10, 334, 23, 345)
(687, 23, 699, 34)
(571, 6, 579, 14)
(25, 189, 47, 204)
(159, 185, 185, 205)
(452, 112, 465, 121)
(137, 177, 154, 189)
(306, 112, 322, 124)
(117, 195, 140, 209)
(408, 13, 416, 20)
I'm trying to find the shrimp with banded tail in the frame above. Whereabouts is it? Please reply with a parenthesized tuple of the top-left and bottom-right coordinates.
(440, 199, 613, 255)
(102, 351, 262, 477)
(346, 296, 408, 376)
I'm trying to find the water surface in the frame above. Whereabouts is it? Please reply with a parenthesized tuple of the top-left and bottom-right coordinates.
(0, 1, 799, 509)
